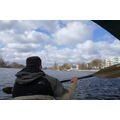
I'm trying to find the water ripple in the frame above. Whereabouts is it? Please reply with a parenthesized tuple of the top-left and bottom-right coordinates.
(1, 68, 120, 100)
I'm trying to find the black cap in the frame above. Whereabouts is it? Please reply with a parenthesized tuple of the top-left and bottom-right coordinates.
(26, 56, 41, 67)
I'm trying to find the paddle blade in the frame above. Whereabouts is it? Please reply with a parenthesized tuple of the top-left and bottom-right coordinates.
(2, 87, 12, 94)
(94, 64, 120, 78)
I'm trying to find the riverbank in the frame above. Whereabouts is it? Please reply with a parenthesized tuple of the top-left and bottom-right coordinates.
(0, 67, 99, 72)
(58, 69, 99, 72)
(77, 70, 99, 72)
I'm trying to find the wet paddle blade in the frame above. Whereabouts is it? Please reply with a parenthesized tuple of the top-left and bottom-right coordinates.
(93, 64, 120, 78)
(2, 87, 12, 94)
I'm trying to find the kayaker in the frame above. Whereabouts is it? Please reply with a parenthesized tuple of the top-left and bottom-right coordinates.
(12, 56, 78, 100)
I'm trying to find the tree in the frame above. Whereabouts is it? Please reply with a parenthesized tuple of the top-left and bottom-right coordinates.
(0, 57, 8, 67)
(9, 62, 24, 68)
(58, 65, 64, 71)
(78, 63, 87, 70)
(89, 59, 102, 69)
(62, 63, 71, 70)
(87, 63, 92, 69)
(52, 62, 58, 70)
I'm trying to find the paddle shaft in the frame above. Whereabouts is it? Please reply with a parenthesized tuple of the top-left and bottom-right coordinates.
(61, 74, 93, 83)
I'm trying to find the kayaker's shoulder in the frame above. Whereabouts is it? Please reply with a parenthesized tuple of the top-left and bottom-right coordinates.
(44, 74, 58, 81)
(44, 74, 60, 87)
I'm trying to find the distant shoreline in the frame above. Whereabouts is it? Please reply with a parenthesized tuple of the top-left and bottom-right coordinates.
(64, 70, 98, 72)
(0, 67, 99, 72)
(45, 69, 99, 72)
(77, 70, 99, 72)
(0, 67, 22, 69)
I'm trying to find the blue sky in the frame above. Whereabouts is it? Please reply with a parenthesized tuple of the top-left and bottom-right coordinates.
(92, 23, 117, 43)
(0, 20, 120, 66)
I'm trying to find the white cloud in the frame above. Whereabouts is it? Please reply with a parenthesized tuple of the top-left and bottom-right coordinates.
(0, 20, 120, 67)
(6, 43, 41, 52)
(1, 39, 120, 67)
(53, 21, 95, 46)
(0, 20, 60, 33)
(30, 40, 120, 67)
(0, 29, 51, 54)
(0, 20, 58, 64)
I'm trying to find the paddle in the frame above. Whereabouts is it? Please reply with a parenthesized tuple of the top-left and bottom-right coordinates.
(2, 63, 120, 94)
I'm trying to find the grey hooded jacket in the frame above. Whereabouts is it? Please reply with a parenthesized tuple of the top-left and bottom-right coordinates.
(13, 69, 77, 100)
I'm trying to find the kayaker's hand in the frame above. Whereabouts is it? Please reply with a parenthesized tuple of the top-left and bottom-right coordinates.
(71, 77, 78, 83)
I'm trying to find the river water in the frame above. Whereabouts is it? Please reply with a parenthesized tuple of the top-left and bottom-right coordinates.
(0, 68, 120, 100)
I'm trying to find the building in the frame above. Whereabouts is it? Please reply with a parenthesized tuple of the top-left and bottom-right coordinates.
(104, 56, 120, 67)
(76, 63, 79, 70)
(70, 64, 76, 71)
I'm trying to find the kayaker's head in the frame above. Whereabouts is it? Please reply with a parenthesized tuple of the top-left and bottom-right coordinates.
(26, 56, 42, 70)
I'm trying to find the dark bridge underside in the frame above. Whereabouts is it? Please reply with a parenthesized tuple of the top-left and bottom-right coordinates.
(93, 20, 120, 40)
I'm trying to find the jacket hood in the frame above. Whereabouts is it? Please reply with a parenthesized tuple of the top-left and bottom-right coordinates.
(15, 70, 45, 84)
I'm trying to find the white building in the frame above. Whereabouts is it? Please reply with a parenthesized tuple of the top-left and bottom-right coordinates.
(76, 63, 79, 70)
(104, 56, 120, 67)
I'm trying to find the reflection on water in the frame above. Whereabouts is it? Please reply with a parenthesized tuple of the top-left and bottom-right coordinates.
(0, 68, 120, 100)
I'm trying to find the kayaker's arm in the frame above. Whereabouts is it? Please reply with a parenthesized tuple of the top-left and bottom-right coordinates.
(55, 82, 77, 100)
(55, 77, 78, 100)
